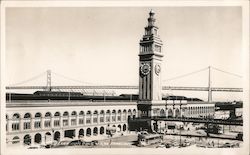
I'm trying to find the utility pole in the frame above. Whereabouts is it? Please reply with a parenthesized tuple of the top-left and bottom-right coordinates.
(208, 66, 212, 102)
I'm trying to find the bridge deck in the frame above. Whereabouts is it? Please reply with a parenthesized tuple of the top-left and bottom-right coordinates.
(6, 86, 243, 92)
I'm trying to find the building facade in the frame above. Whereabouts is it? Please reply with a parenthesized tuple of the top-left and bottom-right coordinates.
(6, 101, 137, 146)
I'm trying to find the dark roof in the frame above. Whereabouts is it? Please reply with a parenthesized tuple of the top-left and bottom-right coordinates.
(6, 91, 203, 102)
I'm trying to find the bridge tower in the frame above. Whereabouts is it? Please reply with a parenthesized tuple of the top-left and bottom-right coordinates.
(46, 70, 52, 91)
(137, 10, 165, 121)
(208, 66, 212, 102)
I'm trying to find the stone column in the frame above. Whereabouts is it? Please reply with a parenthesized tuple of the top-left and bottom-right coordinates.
(7, 119, 11, 133)
(76, 115, 79, 126)
(41, 117, 44, 129)
(60, 116, 63, 128)
(51, 117, 54, 128)
(20, 119, 23, 132)
(31, 118, 34, 131)
(84, 115, 86, 125)
(97, 114, 100, 124)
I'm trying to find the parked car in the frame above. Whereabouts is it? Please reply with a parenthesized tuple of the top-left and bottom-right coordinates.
(165, 143, 172, 148)
(156, 143, 165, 148)
(223, 142, 231, 148)
(84, 140, 99, 146)
(69, 140, 83, 146)
(53, 140, 71, 148)
(27, 144, 43, 149)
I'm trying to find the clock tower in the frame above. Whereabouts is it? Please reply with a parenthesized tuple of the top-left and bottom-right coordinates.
(138, 10, 165, 118)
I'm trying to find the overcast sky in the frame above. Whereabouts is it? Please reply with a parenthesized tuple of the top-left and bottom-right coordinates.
(6, 7, 243, 101)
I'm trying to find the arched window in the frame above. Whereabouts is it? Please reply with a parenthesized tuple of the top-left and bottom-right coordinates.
(112, 110, 116, 122)
(34, 133, 42, 144)
(122, 110, 127, 121)
(99, 110, 104, 123)
(12, 113, 20, 131)
(86, 111, 92, 124)
(23, 134, 31, 145)
(35, 113, 41, 118)
(128, 109, 132, 120)
(63, 111, 69, 116)
(123, 124, 127, 131)
(54, 112, 60, 127)
(44, 112, 51, 128)
(54, 131, 60, 141)
(93, 127, 98, 136)
(133, 109, 136, 118)
(117, 124, 122, 132)
(79, 129, 84, 137)
(100, 126, 105, 135)
(34, 113, 42, 129)
(71, 111, 77, 116)
(79, 111, 84, 125)
(71, 111, 77, 126)
(86, 128, 91, 136)
(93, 110, 98, 123)
(63, 111, 69, 126)
(160, 109, 165, 117)
(12, 136, 20, 144)
(117, 110, 122, 121)
(13, 113, 20, 119)
(106, 110, 110, 122)
(168, 109, 173, 118)
(175, 108, 180, 118)
(54, 112, 60, 117)
(23, 113, 31, 130)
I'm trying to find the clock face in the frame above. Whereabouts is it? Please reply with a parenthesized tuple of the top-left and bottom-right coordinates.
(155, 64, 161, 75)
(140, 63, 151, 75)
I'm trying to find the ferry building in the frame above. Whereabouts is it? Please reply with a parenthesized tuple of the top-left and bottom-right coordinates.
(5, 10, 215, 146)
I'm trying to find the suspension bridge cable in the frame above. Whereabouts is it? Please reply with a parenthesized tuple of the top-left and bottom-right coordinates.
(8, 71, 47, 86)
(211, 66, 242, 78)
(51, 71, 96, 85)
(163, 66, 208, 82)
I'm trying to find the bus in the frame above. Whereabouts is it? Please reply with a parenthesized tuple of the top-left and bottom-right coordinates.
(137, 132, 163, 147)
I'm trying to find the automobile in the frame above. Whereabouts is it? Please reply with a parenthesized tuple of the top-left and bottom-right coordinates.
(27, 146, 39, 149)
(68, 140, 83, 146)
(92, 140, 98, 146)
(165, 143, 172, 148)
(156, 143, 166, 148)
(45, 144, 53, 148)
(184, 142, 191, 146)
(140, 131, 149, 135)
(27, 144, 43, 149)
(223, 142, 231, 148)
(53, 140, 71, 148)
(196, 144, 206, 148)
(178, 143, 190, 148)
(84, 140, 99, 146)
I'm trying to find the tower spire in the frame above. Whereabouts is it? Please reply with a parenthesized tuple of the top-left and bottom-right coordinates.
(148, 9, 156, 27)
